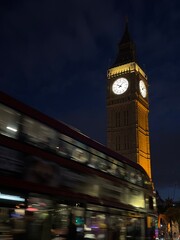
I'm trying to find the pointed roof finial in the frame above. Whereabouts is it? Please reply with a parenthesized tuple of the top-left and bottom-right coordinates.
(112, 19, 137, 67)
(124, 16, 129, 32)
(120, 17, 131, 45)
(125, 16, 128, 25)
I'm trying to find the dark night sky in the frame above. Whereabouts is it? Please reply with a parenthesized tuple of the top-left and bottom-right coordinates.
(1, 0, 180, 201)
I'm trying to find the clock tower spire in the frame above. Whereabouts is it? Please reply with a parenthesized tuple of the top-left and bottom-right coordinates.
(113, 22, 137, 67)
(107, 23, 152, 179)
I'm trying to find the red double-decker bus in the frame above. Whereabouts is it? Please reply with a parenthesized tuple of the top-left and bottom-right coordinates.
(0, 91, 157, 240)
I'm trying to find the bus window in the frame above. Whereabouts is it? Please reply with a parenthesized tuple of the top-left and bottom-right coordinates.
(0, 104, 20, 139)
(71, 147, 88, 163)
(87, 148, 100, 169)
(22, 116, 58, 151)
(71, 140, 89, 164)
(95, 152, 107, 172)
(57, 134, 74, 158)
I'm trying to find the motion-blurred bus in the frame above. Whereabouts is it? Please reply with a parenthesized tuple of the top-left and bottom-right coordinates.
(0, 91, 157, 240)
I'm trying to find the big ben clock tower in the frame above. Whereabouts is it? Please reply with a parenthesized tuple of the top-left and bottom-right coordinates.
(107, 23, 152, 179)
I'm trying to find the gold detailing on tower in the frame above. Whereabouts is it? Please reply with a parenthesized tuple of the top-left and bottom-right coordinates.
(107, 62, 147, 79)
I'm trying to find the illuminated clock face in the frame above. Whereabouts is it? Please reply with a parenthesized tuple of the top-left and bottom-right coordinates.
(112, 78, 129, 95)
(139, 80, 147, 98)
